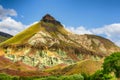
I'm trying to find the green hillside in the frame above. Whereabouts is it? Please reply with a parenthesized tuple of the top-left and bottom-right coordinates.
(0, 36, 8, 43)
(0, 21, 69, 46)
(0, 31, 12, 43)
(0, 22, 43, 45)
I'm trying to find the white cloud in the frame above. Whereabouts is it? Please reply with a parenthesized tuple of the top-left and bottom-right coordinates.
(92, 23, 120, 46)
(0, 17, 27, 35)
(28, 21, 38, 27)
(0, 5, 17, 20)
(66, 23, 120, 46)
(0, 5, 27, 35)
(0, 17, 25, 30)
(66, 26, 92, 34)
(0, 17, 38, 35)
(92, 23, 120, 37)
(0, 28, 19, 36)
(0, 20, 38, 35)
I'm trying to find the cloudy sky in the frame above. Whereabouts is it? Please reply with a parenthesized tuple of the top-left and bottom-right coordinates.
(0, 0, 120, 46)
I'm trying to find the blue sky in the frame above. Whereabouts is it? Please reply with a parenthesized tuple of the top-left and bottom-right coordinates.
(0, 0, 120, 46)
(1, 0, 120, 27)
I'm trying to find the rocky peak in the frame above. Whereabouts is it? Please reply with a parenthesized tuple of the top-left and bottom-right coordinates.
(42, 14, 55, 21)
(41, 14, 61, 25)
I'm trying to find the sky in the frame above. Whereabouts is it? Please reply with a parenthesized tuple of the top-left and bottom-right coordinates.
(0, 0, 120, 46)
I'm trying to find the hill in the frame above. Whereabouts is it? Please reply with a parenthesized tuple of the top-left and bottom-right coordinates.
(45, 59, 103, 75)
(0, 14, 119, 76)
(0, 31, 12, 43)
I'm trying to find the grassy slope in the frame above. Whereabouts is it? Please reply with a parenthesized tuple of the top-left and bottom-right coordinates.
(0, 36, 8, 43)
(0, 21, 69, 46)
(0, 22, 44, 45)
(64, 60, 102, 75)
(45, 60, 102, 75)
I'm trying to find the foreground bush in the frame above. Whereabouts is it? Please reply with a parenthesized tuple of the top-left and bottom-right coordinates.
(103, 52, 120, 78)
(0, 73, 84, 80)
(89, 70, 113, 80)
(89, 52, 120, 80)
(59, 74, 84, 80)
(0, 74, 19, 80)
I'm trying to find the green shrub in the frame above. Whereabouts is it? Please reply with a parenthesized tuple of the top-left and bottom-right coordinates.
(81, 73, 89, 80)
(59, 74, 84, 80)
(103, 52, 120, 78)
(45, 76, 59, 80)
(0, 73, 19, 80)
(0, 73, 86, 80)
(89, 70, 113, 80)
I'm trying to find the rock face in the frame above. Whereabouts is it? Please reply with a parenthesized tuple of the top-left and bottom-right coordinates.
(41, 14, 61, 25)
(69, 34, 120, 55)
(42, 14, 55, 21)
(0, 14, 120, 70)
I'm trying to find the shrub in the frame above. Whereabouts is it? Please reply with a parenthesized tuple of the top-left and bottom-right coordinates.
(0, 73, 19, 80)
(89, 70, 113, 80)
(103, 52, 120, 78)
(59, 74, 84, 80)
(45, 76, 59, 80)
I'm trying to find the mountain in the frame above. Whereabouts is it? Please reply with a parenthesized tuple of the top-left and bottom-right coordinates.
(0, 31, 12, 43)
(0, 14, 68, 45)
(0, 14, 119, 76)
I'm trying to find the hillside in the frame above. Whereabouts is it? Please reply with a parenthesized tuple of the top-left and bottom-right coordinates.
(0, 14, 119, 76)
(0, 14, 69, 45)
(61, 60, 103, 75)
(70, 34, 120, 55)
(0, 56, 102, 76)
(0, 31, 12, 43)
(45, 59, 103, 75)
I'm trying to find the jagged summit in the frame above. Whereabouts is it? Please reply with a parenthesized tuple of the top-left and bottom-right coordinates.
(42, 14, 55, 21)
(41, 14, 61, 25)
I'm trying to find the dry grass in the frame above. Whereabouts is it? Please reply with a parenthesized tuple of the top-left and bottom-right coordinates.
(0, 22, 44, 45)
(63, 59, 102, 75)
(44, 59, 103, 75)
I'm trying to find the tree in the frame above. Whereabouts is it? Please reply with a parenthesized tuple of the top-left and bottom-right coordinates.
(89, 70, 113, 80)
(103, 52, 120, 78)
